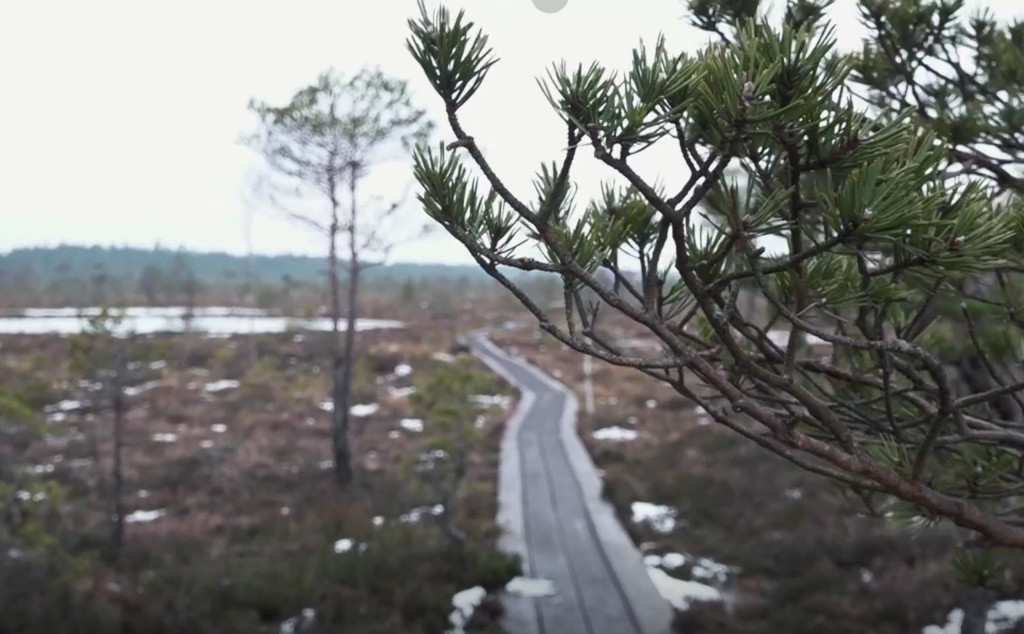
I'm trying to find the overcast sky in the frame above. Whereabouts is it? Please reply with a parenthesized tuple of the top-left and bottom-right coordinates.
(1, 0, 1019, 264)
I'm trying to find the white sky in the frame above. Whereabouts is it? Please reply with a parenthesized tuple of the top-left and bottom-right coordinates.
(0, 0, 1019, 264)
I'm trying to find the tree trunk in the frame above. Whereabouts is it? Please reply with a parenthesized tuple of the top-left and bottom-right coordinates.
(337, 258, 359, 482)
(334, 164, 362, 486)
(959, 586, 996, 634)
(109, 347, 126, 561)
(328, 170, 353, 487)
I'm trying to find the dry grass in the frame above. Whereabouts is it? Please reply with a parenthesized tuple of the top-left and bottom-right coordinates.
(1, 317, 520, 633)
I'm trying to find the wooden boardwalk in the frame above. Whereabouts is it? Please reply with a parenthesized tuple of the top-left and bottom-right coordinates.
(470, 333, 674, 634)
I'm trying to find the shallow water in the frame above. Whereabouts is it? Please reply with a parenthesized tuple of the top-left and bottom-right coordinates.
(0, 306, 403, 335)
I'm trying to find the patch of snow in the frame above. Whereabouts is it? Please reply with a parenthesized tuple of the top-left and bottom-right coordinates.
(646, 553, 688, 570)
(627, 416, 638, 425)
(505, 576, 556, 598)
(691, 557, 738, 584)
(204, 379, 239, 393)
(138, 490, 150, 498)
(125, 509, 166, 523)
(449, 586, 486, 634)
(280, 507, 291, 516)
(400, 418, 424, 432)
(592, 426, 638, 441)
(333, 538, 356, 553)
(860, 568, 874, 585)
(279, 608, 315, 634)
(784, 488, 803, 500)
(200, 440, 215, 449)
(388, 386, 417, 399)
(149, 360, 167, 370)
(292, 334, 305, 343)
(645, 399, 657, 409)
(991, 601, 1024, 631)
(350, 403, 379, 417)
(470, 394, 512, 409)
(632, 502, 677, 534)
(924, 601, 1024, 634)
(552, 369, 563, 378)
(318, 399, 333, 411)
(647, 567, 721, 611)
(372, 516, 384, 527)
(47, 412, 67, 423)
(609, 397, 619, 405)
(52, 399, 84, 412)
(388, 431, 401, 439)
(474, 415, 486, 428)
(432, 352, 456, 363)
(125, 380, 162, 397)
(211, 424, 227, 433)
(152, 433, 177, 443)
(318, 460, 334, 470)
(399, 505, 444, 524)
(394, 363, 412, 377)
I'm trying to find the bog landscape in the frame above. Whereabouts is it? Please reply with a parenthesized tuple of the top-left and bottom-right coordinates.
(3, 0, 1024, 633)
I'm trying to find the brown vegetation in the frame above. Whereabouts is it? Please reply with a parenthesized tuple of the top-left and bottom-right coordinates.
(1, 315, 520, 633)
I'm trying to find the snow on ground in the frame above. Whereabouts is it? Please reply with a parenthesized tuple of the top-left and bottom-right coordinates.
(211, 424, 227, 433)
(279, 608, 316, 634)
(647, 567, 722, 611)
(644, 553, 687, 570)
(505, 577, 556, 597)
(448, 586, 486, 634)
(204, 379, 239, 393)
(592, 426, 638, 441)
(49, 399, 84, 413)
(691, 557, 739, 584)
(431, 352, 456, 363)
(470, 394, 512, 409)
(394, 363, 412, 377)
(125, 509, 166, 523)
(631, 502, 678, 534)
(124, 380, 162, 397)
(399, 505, 444, 523)
(332, 538, 367, 554)
(320, 401, 379, 417)
(400, 418, 424, 432)
(923, 601, 1024, 633)
(152, 433, 177, 443)
(388, 386, 417, 399)
(200, 440, 215, 449)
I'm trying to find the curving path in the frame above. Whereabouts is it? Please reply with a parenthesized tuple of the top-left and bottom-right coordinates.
(468, 332, 674, 634)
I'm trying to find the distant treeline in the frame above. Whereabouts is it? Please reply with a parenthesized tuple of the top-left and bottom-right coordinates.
(0, 245, 495, 284)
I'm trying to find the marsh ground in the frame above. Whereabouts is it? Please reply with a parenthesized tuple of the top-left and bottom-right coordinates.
(1, 310, 520, 634)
